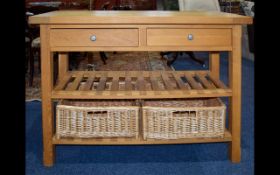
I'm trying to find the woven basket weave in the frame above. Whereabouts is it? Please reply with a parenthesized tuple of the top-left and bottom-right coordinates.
(56, 100, 139, 138)
(142, 98, 226, 140)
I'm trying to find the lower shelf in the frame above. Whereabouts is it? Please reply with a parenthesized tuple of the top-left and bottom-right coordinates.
(53, 130, 232, 145)
(52, 71, 231, 99)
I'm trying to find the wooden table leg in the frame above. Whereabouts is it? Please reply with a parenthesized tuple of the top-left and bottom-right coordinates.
(40, 25, 55, 166)
(209, 51, 220, 79)
(58, 53, 69, 81)
(228, 25, 242, 163)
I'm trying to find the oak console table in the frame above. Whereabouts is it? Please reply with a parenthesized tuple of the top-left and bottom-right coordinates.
(29, 10, 252, 166)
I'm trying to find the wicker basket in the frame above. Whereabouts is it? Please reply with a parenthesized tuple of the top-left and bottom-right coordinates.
(142, 98, 226, 140)
(56, 100, 139, 138)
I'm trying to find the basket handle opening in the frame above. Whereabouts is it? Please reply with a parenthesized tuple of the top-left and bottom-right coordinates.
(172, 111, 196, 116)
(87, 111, 108, 115)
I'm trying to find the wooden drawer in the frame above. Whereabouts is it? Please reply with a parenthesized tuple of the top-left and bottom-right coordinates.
(147, 28, 231, 47)
(50, 29, 139, 47)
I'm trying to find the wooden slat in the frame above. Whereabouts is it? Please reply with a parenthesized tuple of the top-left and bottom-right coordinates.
(137, 72, 145, 91)
(150, 77, 160, 91)
(196, 73, 216, 89)
(53, 130, 231, 145)
(125, 77, 132, 91)
(150, 72, 161, 95)
(184, 73, 203, 90)
(124, 71, 132, 95)
(52, 71, 233, 99)
(150, 73, 160, 91)
(82, 76, 95, 91)
(161, 72, 173, 90)
(172, 72, 189, 90)
(97, 73, 107, 91)
(111, 75, 119, 91)
(207, 73, 228, 89)
(54, 73, 72, 90)
(66, 73, 83, 91)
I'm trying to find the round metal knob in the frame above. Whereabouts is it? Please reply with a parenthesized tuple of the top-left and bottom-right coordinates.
(90, 35, 97, 41)
(187, 34, 193, 41)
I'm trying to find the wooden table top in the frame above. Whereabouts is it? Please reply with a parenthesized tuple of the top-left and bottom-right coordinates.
(29, 10, 253, 25)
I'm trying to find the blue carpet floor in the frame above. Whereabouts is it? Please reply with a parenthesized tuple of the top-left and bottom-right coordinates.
(26, 52, 254, 175)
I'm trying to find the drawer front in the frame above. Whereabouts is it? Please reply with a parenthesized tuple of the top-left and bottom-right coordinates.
(147, 29, 231, 47)
(50, 29, 139, 47)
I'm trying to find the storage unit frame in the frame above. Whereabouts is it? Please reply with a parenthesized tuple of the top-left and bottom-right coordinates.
(29, 10, 252, 166)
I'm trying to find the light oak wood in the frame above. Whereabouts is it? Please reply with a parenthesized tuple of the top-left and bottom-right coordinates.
(58, 53, 69, 82)
(56, 71, 229, 89)
(137, 71, 146, 96)
(207, 73, 228, 89)
(210, 52, 220, 79)
(137, 71, 145, 91)
(54, 73, 72, 91)
(29, 10, 253, 25)
(172, 72, 190, 90)
(147, 29, 231, 47)
(40, 25, 55, 167)
(161, 72, 173, 90)
(46, 24, 235, 52)
(139, 27, 147, 46)
(111, 75, 119, 91)
(71, 70, 207, 77)
(150, 72, 161, 95)
(51, 71, 232, 99)
(50, 46, 233, 52)
(50, 29, 139, 47)
(196, 73, 216, 89)
(82, 76, 95, 91)
(50, 24, 234, 29)
(125, 72, 133, 92)
(66, 72, 83, 91)
(53, 130, 232, 145)
(228, 25, 242, 163)
(29, 10, 252, 166)
(51, 90, 232, 99)
(184, 73, 203, 90)
(97, 73, 107, 91)
(150, 80, 161, 91)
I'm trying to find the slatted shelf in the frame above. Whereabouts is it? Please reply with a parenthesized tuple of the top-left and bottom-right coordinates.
(52, 71, 232, 99)
(53, 130, 232, 145)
